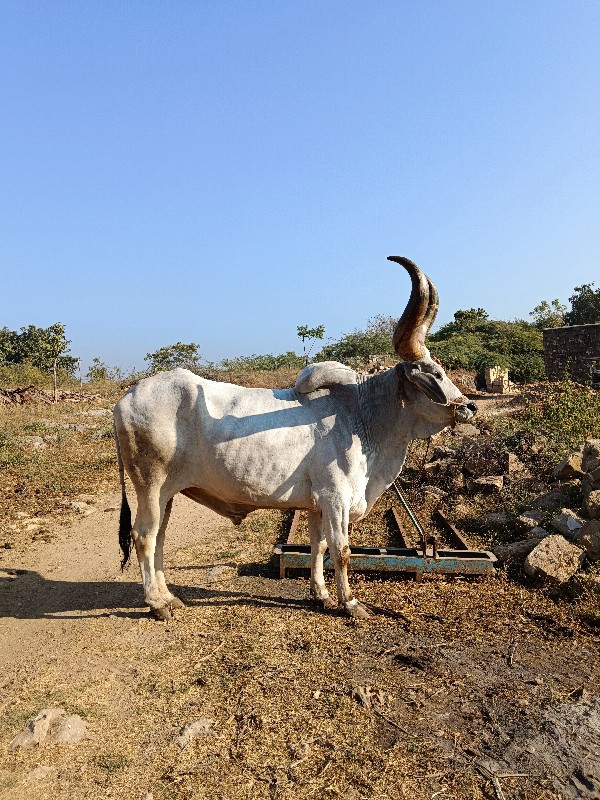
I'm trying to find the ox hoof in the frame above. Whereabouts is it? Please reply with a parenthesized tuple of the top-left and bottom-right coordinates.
(150, 605, 172, 621)
(169, 596, 185, 610)
(310, 589, 337, 611)
(344, 599, 370, 620)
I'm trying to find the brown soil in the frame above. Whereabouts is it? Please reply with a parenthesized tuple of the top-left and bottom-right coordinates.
(1, 488, 599, 800)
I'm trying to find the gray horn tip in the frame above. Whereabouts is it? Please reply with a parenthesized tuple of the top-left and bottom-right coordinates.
(387, 255, 418, 268)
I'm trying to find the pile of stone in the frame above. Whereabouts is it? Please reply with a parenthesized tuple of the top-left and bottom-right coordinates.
(0, 385, 102, 406)
(425, 433, 600, 586)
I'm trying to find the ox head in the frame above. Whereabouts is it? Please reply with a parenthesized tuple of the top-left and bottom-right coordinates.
(389, 256, 477, 427)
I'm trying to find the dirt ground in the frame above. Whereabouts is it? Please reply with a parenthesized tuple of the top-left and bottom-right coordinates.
(1, 485, 599, 800)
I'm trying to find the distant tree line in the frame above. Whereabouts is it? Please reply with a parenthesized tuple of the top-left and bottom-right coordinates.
(3, 280, 598, 387)
(0, 323, 76, 374)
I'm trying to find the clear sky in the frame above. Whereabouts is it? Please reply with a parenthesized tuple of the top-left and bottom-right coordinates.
(2, 1, 599, 373)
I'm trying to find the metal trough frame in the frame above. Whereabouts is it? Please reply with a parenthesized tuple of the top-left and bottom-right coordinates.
(274, 485, 497, 579)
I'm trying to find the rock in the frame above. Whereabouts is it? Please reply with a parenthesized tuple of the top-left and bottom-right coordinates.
(70, 501, 97, 516)
(452, 423, 480, 437)
(10, 708, 65, 748)
(429, 446, 458, 462)
(524, 535, 585, 583)
(503, 452, 529, 477)
(530, 526, 548, 537)
(85, 408, 113, 417)
(587, 465, 600, 489)
(574, 520, 600, 562)
(461, 439, 502, 477)
(469, 476, 504, 494)
(553, 452, 584, 480)
(10, 708, 86, 749)
(582, 439, 600, 473)
(20, 435, 47, 451)
(24, 517, 51, 531)
(551, 508, 584, 538)
(175, 718, 214, 749)
(50, 714, 86, 744)
(424, 486, 448, 498)
(90, 429, 112, 441)
(482, 511, 510, 527)
(516, 510, 545, 532)
(586, 490, 600, 520)
(423, 461, 440, 476)
(27, 766, 57, 781)
(493, 532, 547, 563)
(530, 487, 576, 511)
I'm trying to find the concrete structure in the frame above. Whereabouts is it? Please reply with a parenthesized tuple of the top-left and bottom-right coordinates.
(484, 366, 510, 393)
(543, 323, 600, 384)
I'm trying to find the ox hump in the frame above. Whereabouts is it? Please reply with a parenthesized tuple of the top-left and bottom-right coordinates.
(295, 361, 358, 394)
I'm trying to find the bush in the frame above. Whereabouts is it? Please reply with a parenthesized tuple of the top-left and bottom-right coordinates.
(518, 379, 600, 456)
(0, 363, 59, 389)
(218, 352, 304, 372)
(428, 312, 545, 383)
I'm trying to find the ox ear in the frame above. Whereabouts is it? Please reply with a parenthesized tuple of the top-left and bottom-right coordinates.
(397, 362, 448, 404)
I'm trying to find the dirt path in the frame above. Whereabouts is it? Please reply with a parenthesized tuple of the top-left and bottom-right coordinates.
(1, 494, 599, 800)
(0, 493, 225, 673)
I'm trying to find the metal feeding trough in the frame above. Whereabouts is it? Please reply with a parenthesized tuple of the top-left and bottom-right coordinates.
(274, 481, 497, 579)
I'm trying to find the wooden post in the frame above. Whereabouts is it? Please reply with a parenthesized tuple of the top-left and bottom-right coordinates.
(53, 358, 58, 403)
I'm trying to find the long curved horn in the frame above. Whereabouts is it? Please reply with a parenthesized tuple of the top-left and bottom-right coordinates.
(421, 276, 439, 335)
(387, 256, 438, 361)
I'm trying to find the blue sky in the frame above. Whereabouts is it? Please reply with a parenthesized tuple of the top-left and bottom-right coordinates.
(2, 1, 599, 372)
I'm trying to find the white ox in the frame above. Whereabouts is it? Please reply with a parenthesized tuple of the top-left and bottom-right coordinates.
(114, 257, 477, 620)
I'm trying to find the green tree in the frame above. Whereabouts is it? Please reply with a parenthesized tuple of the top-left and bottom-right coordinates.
(428, 310, 545, 383)
(86, 357, 110, 381)
(0, 327, 18, 366)
(145, 342, 202, 373)
(565, 283, 600, 325)
(11, 323, 76, 400)
(297, 325, 325, 365)
(8, 323, 76, 374)
(530, 299, 567, 329)
(452, 308, 489, 325)
(316, 316, 396, 367)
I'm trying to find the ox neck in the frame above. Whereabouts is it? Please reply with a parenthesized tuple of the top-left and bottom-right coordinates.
(356, 368, 407, 452)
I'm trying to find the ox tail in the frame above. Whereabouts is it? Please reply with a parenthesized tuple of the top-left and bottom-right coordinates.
(114, 421, 133, 570)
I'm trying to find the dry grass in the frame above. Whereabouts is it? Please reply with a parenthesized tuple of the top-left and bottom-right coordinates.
(0, 398, 119, 551)
(1, 506, 596, 800)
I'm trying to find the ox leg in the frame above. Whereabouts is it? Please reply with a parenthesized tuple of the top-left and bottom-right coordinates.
(132, 492, 172, 620)
(154, 498, 185, 610)
(321, 501, 370, 620)
(308, 511, 336, 610)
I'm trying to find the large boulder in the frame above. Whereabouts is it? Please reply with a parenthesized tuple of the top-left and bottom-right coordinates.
(587, 465, 600, 489)
(575, 520, 600, 563)
(582, 439, 600, 473)
(552, 452, 584, 480)
(551, 508, 584, 538)
(524, 535, 585, 583)
(530, 486, 578, 512)
(493, 529, 547, 563)
(516, 509, 545, 533)
(469, 475, 504, 494)
(586, 490, 600, 520)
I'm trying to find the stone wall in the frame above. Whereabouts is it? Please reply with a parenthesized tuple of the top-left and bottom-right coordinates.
(543, 324, 600, 383)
